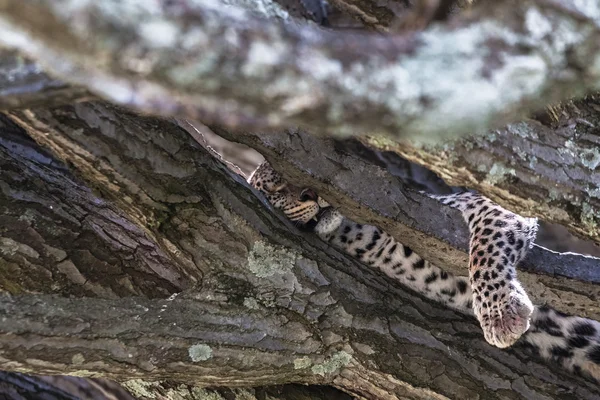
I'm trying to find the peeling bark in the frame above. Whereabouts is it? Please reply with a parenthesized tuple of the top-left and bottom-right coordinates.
(1, 0, 600, 140)
(0, 103, 598, 399)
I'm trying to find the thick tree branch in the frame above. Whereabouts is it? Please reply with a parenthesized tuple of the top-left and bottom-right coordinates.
(1, 0, 600, 139)
(2, 102, 599, 397)
(359, 96, 600, 245)
(211, 126, 600, 319)
(0, 51, 90, 110)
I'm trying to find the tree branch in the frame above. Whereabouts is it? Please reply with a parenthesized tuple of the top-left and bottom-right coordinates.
(2, 102, 599, 397)
(359, 96, 600, 245)
(0, 50, 90, 110)
(1, 0, 600, 139)
(210, 125, 600, 319)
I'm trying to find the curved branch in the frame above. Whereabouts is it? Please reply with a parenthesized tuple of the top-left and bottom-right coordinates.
(0, 0, 600, 139)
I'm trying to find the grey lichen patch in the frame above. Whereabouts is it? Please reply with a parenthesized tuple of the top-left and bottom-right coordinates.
(310, 351, 352, 376)
(506, 122, 538, 139)
(247, 240, 297, 278)
(580, 202, 599, 235)
(188, 344, 213, 362)
(580, 148, 600, 170)
(0, 237, 39, 258)
(484, 163, 516, 185)
(586, 186, 600, 198)
(243, 297, 260, 310)
(187, 387, 225, 400)
(122, 379, 159, 399)
(71, 353, 85, 365)
(294, 356, 312, 369)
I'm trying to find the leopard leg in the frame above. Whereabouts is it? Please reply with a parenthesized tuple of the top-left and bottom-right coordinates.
(431, 192, 536, 348)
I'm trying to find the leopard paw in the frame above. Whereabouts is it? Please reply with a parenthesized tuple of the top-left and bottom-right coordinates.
(473, 279, 534, 348)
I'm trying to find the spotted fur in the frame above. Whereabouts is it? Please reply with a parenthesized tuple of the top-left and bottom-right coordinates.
(249, 161, 600, 382)
(429, 192, 536, 348)
(248, 162, 320, 225)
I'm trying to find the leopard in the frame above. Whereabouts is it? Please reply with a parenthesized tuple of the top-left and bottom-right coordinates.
(248, 161, 600, 381)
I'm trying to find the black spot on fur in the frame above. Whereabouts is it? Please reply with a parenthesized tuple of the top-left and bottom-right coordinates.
(375, 248, 385, 258)
(343, 226, 351, 234)
(340, 235, 348, 243)
(366, 240, 377, 251)
(389, 244, 397, 254)
(494, 220, 507, 228)
(457, 280, 468, 294)
(536, 317, 563, 337)
(551, 346, 573, 359)
(516, 239, 524, 250)
(383, 257, 392, 264)
(587, 346, 600, 364)
(482, 228, 493, 236)
(496, 241, 505, 248)
(568, 336, 590, 348)
(506, 231, 515, 245)
(492, 232, 502, 240)
(473, 270, 481, 280)
(572, 322, 597, 336)
(440, 270, 448, 280)
(355, 249, 366, 259)
(425, 272, 438, 284)
(403, 246, 413, 258)
(413, 259, 425, 269)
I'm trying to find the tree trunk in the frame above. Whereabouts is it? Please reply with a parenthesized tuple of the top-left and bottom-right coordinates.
(0, 102, 598, 399)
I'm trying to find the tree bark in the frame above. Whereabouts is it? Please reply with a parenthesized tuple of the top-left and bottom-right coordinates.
(2, 0, 600, 140)
(0, 102, 599, 399)
(0, 371, 349, 400)
(211, 125, 600, 319)
(358, 96, 600, 246)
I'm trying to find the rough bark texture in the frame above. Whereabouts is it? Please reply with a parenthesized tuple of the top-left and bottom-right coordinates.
(359, 95, 600, 246)
(2, 0, 600, 140)
(1, 103, 599, 399)
(0, 371, 348, 400)
(212, 126, 600, 319)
